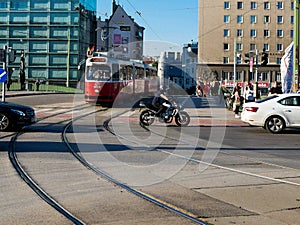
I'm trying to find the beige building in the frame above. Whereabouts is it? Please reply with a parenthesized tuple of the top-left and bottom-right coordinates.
(198, 0, 294, 88)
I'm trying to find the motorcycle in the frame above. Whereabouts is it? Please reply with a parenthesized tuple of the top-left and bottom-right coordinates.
(139, 96, 190, 127)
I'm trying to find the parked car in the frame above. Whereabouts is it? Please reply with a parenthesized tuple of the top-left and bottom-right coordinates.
(0, 101, 36, 131)
(241, 94, 300, 133)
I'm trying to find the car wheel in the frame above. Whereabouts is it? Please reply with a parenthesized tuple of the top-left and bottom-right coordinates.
(265, 116, 285, 134)
(0, 113, 11, 131)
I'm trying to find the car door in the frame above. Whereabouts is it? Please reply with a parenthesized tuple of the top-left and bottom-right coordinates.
(279, 96, 300, 126)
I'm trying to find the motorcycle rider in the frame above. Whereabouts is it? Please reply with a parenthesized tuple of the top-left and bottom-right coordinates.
(152, 88, 172, 119)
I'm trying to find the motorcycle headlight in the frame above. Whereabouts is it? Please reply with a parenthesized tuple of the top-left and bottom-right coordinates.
(11, 109, 26, 117)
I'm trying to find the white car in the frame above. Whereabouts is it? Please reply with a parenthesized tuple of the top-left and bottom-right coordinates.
(241, 94, 300, 133)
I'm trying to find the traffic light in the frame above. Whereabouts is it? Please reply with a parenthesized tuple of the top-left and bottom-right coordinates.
(8, 48, 16, 63)
(244, 52, 254, 63)
(261, 50, 268, 66)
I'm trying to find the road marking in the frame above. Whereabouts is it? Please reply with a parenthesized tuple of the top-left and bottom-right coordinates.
(157, 148, 300, 187)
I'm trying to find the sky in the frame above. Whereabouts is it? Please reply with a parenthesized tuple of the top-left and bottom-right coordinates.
(97, 0, 198, 56)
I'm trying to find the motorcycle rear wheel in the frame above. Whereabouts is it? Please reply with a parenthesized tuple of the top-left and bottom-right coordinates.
(175, 111, 190, 127)
(140, 110, 155, 126)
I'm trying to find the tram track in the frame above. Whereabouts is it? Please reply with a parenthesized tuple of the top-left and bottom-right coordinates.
(8, 105, 199, 225)
(63, 112, 210, 225)
(8, 104, 300, 225)
(8, 103, 106, 225)
(101, 110, 300, 222)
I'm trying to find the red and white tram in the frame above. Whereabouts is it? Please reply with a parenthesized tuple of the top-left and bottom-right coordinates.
(84, 53, 158, 105)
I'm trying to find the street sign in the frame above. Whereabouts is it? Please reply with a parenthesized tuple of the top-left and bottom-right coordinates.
(0, 68, 7, 82)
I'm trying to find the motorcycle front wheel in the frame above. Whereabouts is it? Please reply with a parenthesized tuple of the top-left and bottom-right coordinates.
(140, 110, 155, 126)
(175, 111, 190, 127)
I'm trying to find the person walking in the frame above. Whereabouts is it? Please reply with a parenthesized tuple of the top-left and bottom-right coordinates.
(232, 84, 242, 118)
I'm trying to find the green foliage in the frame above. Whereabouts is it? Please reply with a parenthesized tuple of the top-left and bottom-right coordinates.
(5, 82, 83, 93)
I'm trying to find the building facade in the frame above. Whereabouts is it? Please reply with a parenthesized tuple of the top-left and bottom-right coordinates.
(182, 42, 198, 91)
(0, 0, 97, 88)
(96, 0, 144, 60)
(198, 0, 294, 87)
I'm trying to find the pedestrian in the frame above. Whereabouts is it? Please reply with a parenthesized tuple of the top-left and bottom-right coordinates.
(35, 79, 40, 91)
(232, 84, 242, 118)
(244, 83, 255, 103)
(195, 81, 203, 97)
(269, 81, 282, 95)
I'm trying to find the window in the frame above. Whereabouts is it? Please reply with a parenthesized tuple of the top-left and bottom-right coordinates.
(250, 29, 256, 37)
(237, 29, 243, 37)
(224, 1, 230, 9)
(250, 43, 256, 51)
(264, 29, 270, 37)
(279, 97, 300, 106)
(224, 29, 230, 37)
(277, 16, 283, 23)
(277, 43, 283, 51)
(237, 15, 243, 23)
(224, 15, 230, 23)
(236, 43, 243, 51)
(237, 2, 243, 9)
(277, 29, 283, 37)
(223, 43, 229, 51)
(10, 1, 28, 10)
(290, 30, 294, 38)
(291, 1, 294, 10)
(223, 57, 229, 64)
(264, 2, 270, 10)
(250, 15, 257, 23)
(277, 1, 283, 9)
(263, 43, 269, 51)
(276, 57, 281, 64)
(0, 2, 8, 9)
(260, 72, 268, 81)
(250, 2, 257, 9)
(291, 16, 294, 24)
(264, 16, 270, 23)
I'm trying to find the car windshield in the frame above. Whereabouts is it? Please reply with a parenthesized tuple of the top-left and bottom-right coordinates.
(256, 95, 279, 103)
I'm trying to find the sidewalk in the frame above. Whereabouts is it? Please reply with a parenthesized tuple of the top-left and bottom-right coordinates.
(0, 90, 71, 100)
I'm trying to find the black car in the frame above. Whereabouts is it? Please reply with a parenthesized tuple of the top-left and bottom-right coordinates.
(0, 101, 36, 131)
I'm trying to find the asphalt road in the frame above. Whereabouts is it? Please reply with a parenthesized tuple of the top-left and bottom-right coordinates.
(0, 93, 299, 225)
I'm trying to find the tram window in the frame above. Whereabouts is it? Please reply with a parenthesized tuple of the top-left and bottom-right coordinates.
(87, 65, 111, 81)
(136, 67, 144, 79)
(87, 67, 94, 80)
(120, 65, 126, 80)
(112, 63, 119, 81)
(128, 66, 133, 80)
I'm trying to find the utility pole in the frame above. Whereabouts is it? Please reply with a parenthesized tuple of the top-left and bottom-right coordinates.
(254, 49, 260, 100)
(293, 0, 299, 92)
(233, 37, 236, 83)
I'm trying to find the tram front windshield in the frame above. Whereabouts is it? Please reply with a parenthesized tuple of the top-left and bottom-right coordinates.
(86, 65, 111, 81)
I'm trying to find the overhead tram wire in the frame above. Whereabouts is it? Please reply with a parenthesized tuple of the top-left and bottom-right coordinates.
(124, 0, 162, 40)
